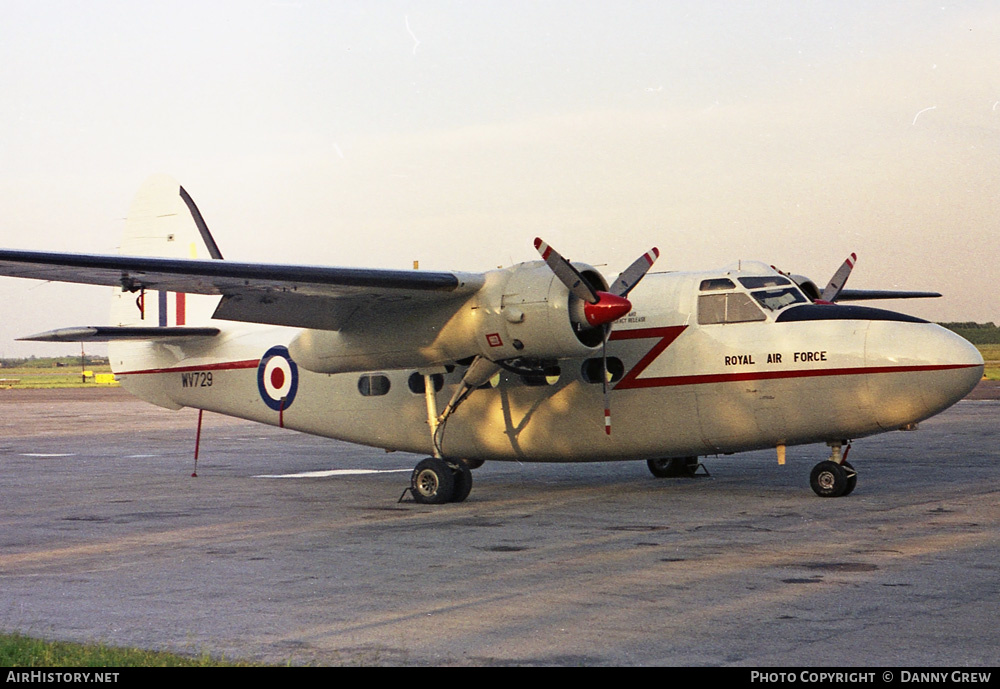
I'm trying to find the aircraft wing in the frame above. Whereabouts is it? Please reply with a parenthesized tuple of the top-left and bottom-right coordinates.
(0, 249, 485, 330)
(835, 289, 941, 301)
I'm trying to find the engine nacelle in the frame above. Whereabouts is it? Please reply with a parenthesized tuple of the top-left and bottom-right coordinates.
(789, 274, 821, 301)
(473, 260, 609, 362)
(288, 260, 609, 375)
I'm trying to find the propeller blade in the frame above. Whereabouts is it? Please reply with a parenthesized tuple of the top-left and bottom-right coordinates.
(609, 247, 660, 297)
(820, 253, 856, 302)
(602, 328, 612, 435)
(534, 237, 598, 304)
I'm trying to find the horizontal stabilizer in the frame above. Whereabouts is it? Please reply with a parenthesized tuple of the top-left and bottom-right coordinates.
(836, 289, 941, 301)
(19, 326, 221, 342)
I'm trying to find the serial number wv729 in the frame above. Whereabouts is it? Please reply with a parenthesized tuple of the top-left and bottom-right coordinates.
(181, 371, 213, 388)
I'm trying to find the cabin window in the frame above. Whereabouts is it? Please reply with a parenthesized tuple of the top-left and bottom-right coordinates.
(581, 357, 625, 384)
(698, 293, 766, 325)
(700, 278, 736, 291)
(738, 275, 791, 289)
(407, 372, 444, 394)
(358, 373, 391, 396)
(751, 287, 807, 311)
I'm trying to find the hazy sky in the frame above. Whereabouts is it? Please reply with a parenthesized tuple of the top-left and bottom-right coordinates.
(1, 1, 998, 357)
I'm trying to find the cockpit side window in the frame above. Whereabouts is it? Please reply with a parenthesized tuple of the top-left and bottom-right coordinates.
(700, 278, 736, 291)
(698, 293, 766, 324)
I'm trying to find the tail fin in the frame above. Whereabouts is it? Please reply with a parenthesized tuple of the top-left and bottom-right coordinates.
(108, 177, 227, 409)
(110, 175, 224, 329)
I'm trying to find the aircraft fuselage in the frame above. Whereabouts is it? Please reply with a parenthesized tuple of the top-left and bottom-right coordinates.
(110, 264, 984, 464)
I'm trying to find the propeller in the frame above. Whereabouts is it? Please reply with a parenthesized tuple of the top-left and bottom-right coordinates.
(534, 237, 659, 434)
(784, 254, 942, 303)
(533, 238, 633, 328)
(819, 253, 856, 303)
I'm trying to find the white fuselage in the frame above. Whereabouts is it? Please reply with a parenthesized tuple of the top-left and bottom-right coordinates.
(109, 267, 984, 463)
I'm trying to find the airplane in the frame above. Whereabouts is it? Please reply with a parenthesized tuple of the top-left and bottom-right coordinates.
(0, 175, 984, 504)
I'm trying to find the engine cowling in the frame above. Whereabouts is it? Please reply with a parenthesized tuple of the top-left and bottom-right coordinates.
(789, 274, 822, 301)
(472, 260, 612, 362)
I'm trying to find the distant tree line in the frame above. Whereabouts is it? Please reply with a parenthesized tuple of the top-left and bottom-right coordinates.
(938, 322, 1000, 344)
(0, 355, 110, 369)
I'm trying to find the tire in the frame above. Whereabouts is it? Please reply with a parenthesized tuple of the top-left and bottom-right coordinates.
(647, 456, 698, 478)
(411, 458, 456, 504)
(450, 461, 473, 503)
(810, 460, 849, 498)
(460, 458, 485, 470)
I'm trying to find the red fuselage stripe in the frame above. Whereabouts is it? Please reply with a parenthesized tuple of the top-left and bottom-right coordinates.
(608, 325, 979, 390)
(119, 359, 260, 376)
(615, 363, 980, 390)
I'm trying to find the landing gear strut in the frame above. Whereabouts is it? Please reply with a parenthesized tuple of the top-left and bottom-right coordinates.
(405, 363, 497, 505)
(809, 442, 857, 497)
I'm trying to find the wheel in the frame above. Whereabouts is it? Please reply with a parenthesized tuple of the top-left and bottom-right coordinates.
(460, 458, 485, 470)
(411, 458, 456, 504)
(450, 461, 473, 503)
(810, 460, 849, 498)
(647, 456, 698, 478)
(841, 461, 858, 496)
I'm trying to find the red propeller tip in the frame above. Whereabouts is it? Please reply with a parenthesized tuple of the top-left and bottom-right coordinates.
(584, 292, 632, 327)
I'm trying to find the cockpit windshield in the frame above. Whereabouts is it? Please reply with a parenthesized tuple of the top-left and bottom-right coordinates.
(751, 287, 807, 311)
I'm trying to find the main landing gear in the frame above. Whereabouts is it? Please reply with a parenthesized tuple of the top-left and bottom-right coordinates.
(809, 441, 857, 498)
(404, 362, 501, 505)
(407, 457, 474, 505)
(646, 456, 702, 478)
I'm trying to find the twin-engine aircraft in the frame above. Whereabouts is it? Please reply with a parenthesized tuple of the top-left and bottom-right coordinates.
(0, 176, 984, 503)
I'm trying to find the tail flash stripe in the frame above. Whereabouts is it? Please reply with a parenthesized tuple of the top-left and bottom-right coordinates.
(158, 291, 168, 327)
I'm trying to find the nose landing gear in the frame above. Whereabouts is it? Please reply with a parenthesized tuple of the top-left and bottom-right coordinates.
(810, 442, 857, 497)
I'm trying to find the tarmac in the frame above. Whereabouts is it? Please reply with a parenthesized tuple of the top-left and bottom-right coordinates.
(0, 385, 997, 666)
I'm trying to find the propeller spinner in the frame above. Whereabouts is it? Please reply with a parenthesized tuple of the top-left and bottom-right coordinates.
(534, 237, 660, 434)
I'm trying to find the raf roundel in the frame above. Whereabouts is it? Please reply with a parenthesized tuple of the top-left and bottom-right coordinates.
(257, 346, 299, 411)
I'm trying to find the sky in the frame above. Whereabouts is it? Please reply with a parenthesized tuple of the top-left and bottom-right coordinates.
(1, 1, 998, 358)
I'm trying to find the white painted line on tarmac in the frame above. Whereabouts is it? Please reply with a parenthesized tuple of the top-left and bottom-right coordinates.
(255, 469, 412, 479)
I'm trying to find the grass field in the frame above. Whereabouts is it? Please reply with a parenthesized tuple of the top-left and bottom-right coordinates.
(0, 364, 118, 389)
(978, 344, 1000, 381)
(0, 632, 261, 667)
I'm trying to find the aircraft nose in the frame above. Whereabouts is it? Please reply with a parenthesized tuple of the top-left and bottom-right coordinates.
(865, 321, 984, 429)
